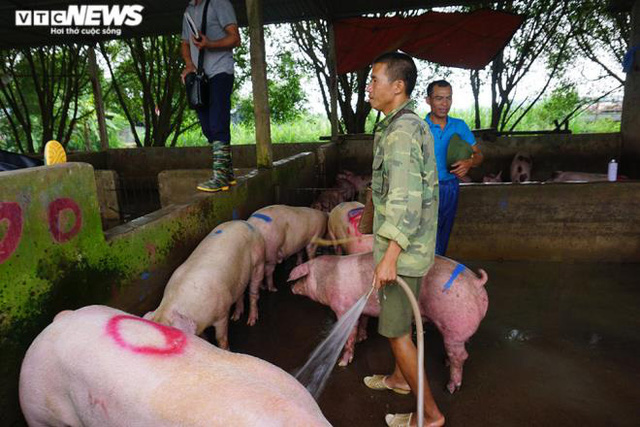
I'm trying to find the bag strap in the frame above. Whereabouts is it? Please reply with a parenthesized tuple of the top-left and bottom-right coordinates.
(196, 0, 212, 74)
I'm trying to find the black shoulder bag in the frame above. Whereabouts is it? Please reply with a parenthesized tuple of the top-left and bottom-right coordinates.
(185, 0, 212, 110)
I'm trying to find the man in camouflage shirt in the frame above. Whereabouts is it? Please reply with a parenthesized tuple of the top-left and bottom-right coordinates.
(363, 52, 443, 427)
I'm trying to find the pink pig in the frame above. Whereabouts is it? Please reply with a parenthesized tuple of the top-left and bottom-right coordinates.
(248, 205, 327, 292)
(327, 201, 373, 254)
(19, 305, 331, 426)
(145, 220, 265, 349)
(288, 252, 488, 393)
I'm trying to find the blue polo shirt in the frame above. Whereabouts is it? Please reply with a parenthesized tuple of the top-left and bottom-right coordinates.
(424, 114, 476, 182)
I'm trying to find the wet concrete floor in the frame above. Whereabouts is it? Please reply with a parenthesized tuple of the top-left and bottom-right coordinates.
(221, 259, 640, 427)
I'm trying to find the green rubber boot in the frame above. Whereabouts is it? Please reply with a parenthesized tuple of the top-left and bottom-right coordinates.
(221, 143, 237, 186)
(197, 141, 230, 192)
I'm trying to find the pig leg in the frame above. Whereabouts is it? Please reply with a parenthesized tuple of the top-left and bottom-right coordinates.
(338, 323, 359, 367)
(306, 239, 318, 260)
(296, 251, 304, 265)
(213, 317, 230, 350)
(265, 262, 277, 292)
(335, 308, 359, 367)
(231, 295, 244, 322)
(247, 262, 265, 326)
(444, 339, 468, 394)
(356, 315, 369, 342)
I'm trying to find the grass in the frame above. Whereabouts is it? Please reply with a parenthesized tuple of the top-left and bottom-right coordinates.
(0, 106, 622, 153)
(175, 115, 333, 147)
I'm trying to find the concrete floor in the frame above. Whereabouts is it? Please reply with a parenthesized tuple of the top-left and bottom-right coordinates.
(222, 259, 640, 427)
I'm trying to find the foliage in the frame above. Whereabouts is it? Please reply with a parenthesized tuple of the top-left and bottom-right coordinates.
(0, 45, 91, 153)
(290, 19, 371, 134)
(567, 0, 629, 85)
(176, 114, 331, 146)
(99, 35, 192, 147)
(234, 50, 307, 124)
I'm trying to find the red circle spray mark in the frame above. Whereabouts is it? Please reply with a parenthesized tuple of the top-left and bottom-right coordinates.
(0, 202, 23, 263)
(106, 315, 187, 356)
(48, 198, 82, 243)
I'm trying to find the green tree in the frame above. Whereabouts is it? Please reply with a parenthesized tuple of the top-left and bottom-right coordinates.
(235, 50, 307, 124)
(0, 45, 91, 153)
(100, 35, 194, 147)
(290, 19, 371, 134)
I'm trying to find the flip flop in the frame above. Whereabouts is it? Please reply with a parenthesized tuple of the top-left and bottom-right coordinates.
(363, 374, 411, 395)
(44, 140, 66, 165)
(385, 412, 412, 427)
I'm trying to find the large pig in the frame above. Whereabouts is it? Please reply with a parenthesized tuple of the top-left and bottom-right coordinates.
(327, 201, 373, 254)
(288, 252, 488, 393)
(248, 205, 327, 292)
(510, 152, 533, 183)
(19, 305, 331, 426)
(145, 220, 264, 349)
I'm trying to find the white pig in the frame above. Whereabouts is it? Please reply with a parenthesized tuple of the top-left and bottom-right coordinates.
(248, 205, 327, 292)
(145, 220, 265, 349)
(510, 152, 533, 183)
(19, 305, 331, 427)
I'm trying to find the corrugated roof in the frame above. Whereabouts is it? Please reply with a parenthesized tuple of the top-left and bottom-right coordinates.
(0, 0, 486, 50)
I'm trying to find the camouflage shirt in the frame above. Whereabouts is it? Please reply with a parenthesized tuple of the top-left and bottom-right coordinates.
(372, 99, 439, 277)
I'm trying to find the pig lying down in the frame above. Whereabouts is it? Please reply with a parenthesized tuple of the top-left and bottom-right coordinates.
(288, 253, 489, 393)
(19, 305, 331, 426)
(145, 220, 265, 349)
(548, 171, 609, 182)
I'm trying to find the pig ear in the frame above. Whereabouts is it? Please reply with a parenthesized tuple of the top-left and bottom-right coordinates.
(287, 263, 310, 282)
(53, 310, 73, 322)
(172, 311, 197, 335)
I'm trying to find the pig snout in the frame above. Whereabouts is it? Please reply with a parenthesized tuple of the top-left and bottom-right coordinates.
(291, 282, 303, 295)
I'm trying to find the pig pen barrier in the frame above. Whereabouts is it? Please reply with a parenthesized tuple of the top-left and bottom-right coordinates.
(1, 134, 638, 424)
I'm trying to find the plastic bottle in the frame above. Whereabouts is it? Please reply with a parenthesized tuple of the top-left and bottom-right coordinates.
(608, 159, 618, 182)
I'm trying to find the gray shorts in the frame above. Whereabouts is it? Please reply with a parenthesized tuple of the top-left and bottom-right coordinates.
(378, 275, 421, 338)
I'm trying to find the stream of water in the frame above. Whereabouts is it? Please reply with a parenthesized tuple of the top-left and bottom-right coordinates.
(295, 289, 373, 399)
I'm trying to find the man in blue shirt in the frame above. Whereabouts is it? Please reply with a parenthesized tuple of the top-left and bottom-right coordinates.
(425, 80, 483, 256)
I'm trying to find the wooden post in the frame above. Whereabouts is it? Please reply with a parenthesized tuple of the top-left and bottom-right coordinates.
(622, 0, 640, 175)
(246, 0, 272, 168)
(87, 45, 109, 151)
(328, 20, 339, 139)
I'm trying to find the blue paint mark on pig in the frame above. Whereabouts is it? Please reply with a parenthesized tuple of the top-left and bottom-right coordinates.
(251, 213, 273, 223)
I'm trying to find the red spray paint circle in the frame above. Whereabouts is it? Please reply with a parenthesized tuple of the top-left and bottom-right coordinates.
(48, 198, 82, 243)
(0, 202, 23, 263)
(106, 315, 188, 356)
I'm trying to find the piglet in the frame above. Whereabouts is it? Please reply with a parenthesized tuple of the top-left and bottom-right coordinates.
(248, 205, 327, 292)
(19, 305, 331, 426)
(288, 252, 488, 393)
(145, 220, 265, 349)
(510, 152, 532, 183)
(327, 201, 373, 254)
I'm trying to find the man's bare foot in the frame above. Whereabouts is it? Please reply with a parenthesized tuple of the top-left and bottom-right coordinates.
(384, 374, 410, 391)
(385, 412, 445, 427)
